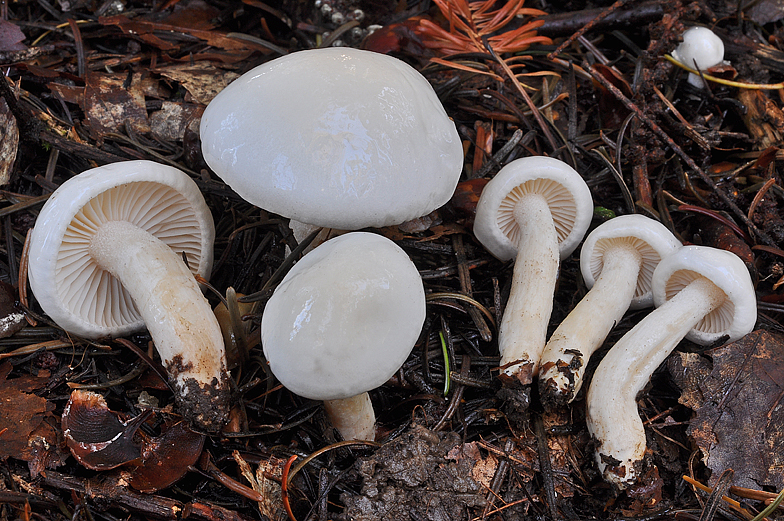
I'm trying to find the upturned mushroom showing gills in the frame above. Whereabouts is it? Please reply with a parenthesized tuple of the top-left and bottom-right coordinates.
(538, 215, 681, 408)
(473, 156, 593, 387)
(671, 26, 725, 88)
(586, 245, 756, 488)
(261, 232, 425, 441)
(200, 47, 463, 240)
(27, 160, 230, 432)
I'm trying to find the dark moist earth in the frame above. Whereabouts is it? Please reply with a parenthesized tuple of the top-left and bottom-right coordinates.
(1, 0, 784, 520)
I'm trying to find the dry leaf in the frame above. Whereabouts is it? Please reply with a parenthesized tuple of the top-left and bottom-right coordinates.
(0, 362, 54, 461)
(0, 20, 26, 52)
(0, 97, 19, 186)
(671, 330, 784, 489)
(154, 63, 239, 105)
(84, 71, 150, 139)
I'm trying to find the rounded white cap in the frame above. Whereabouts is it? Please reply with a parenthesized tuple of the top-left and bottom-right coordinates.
(581, 215, 681, 309)
(200, 47, 464, 230)
(652, 245, 756, 345)
(673, 26, 724, 71)
(27, 160, 215, 339)
(473, 156, 593, 261)
(261, 232, 425, 401)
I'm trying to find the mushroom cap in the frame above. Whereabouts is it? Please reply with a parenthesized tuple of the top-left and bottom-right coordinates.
(473, 156, 593, 261)
(200, 47, 464, 230)
(27, 160, 215, 339)
(580, 215, 681, 309)
(652, 245, 756, 345)
(261, 232, 425, 401)
(673, 26, 724, 71)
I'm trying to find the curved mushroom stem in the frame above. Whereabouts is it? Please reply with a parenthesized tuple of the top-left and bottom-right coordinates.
(89, 220, 230, 432)
(539, 244, 642, 407)
(323, 393, 375, 441)
(586, 275, 726, 487)
(498, 194, 559, 386)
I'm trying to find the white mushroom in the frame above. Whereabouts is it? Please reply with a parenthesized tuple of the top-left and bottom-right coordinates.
(27, 160, 230, 432)
(538, 215, 681, 407)
(586, 245, 756, 487)
(200, 47, 464, 242)
(672, 26, 725, 88)
(261, 232, 425, 441)
(473, 156, 593, 386)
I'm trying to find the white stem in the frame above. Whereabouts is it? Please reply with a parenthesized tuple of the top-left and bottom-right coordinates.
(498, 194, 559, 386)
(586, 276, 726, 487)
(323, 392, 376, 441)
(89, 220, 230, 432)
(539, 244, 642, 406)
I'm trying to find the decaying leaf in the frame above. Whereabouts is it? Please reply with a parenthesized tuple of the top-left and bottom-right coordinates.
(0, 362, 54, 461)
(125, 422, 205, 493)
(669, 330, 784, 489)
(62, 390, 147, 470)
(0, 19, 27, 52)
(149, 102, 202, 142)
(153, 63, 239, 105)
(233, 450, 287, 520)
(63, 389, 205, 492)
(0, 97, 19, 186)
(84, 71, 150, 139)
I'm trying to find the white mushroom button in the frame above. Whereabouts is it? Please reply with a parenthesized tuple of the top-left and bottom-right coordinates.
(473, 156, 593, 387)
(538, 215, 681, 407)
(586, 245, 757, 488)
(261, 232, 425, 441)
(672, 26, 725, 88)
(27, 160, 230, 432)
(200, 47, 464, 239)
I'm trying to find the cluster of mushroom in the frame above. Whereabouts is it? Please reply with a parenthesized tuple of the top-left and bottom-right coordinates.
(25, 41, 758, 490)
(471, 156, 757, 488)
(27, 47, 463, 442)
(199, 47, 465, 441)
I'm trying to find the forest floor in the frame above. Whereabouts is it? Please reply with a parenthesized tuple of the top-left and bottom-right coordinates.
(1, 0, 784, 520)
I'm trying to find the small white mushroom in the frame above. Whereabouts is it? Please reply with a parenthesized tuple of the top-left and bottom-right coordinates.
(538, 215, 681, 407)
(200, 47, 464, 242)
(27, 160, 230, 432)
(586, 245, 756, 487)
(473, 156, 593, 386)
(261, 232, 425, 441)
(672, 26, 725, 88)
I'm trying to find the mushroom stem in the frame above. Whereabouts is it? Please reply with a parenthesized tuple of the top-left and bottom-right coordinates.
(498, 194, 559, 385)
(586, 275, 726, 487)
(539, 244, 642, 406)
(323, 393, 376, 441)
(89, 220, 230, 432)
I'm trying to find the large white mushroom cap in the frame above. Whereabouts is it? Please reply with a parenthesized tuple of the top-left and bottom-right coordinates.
(261, 232, 425, 401)
(200, 47, 464, 230)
